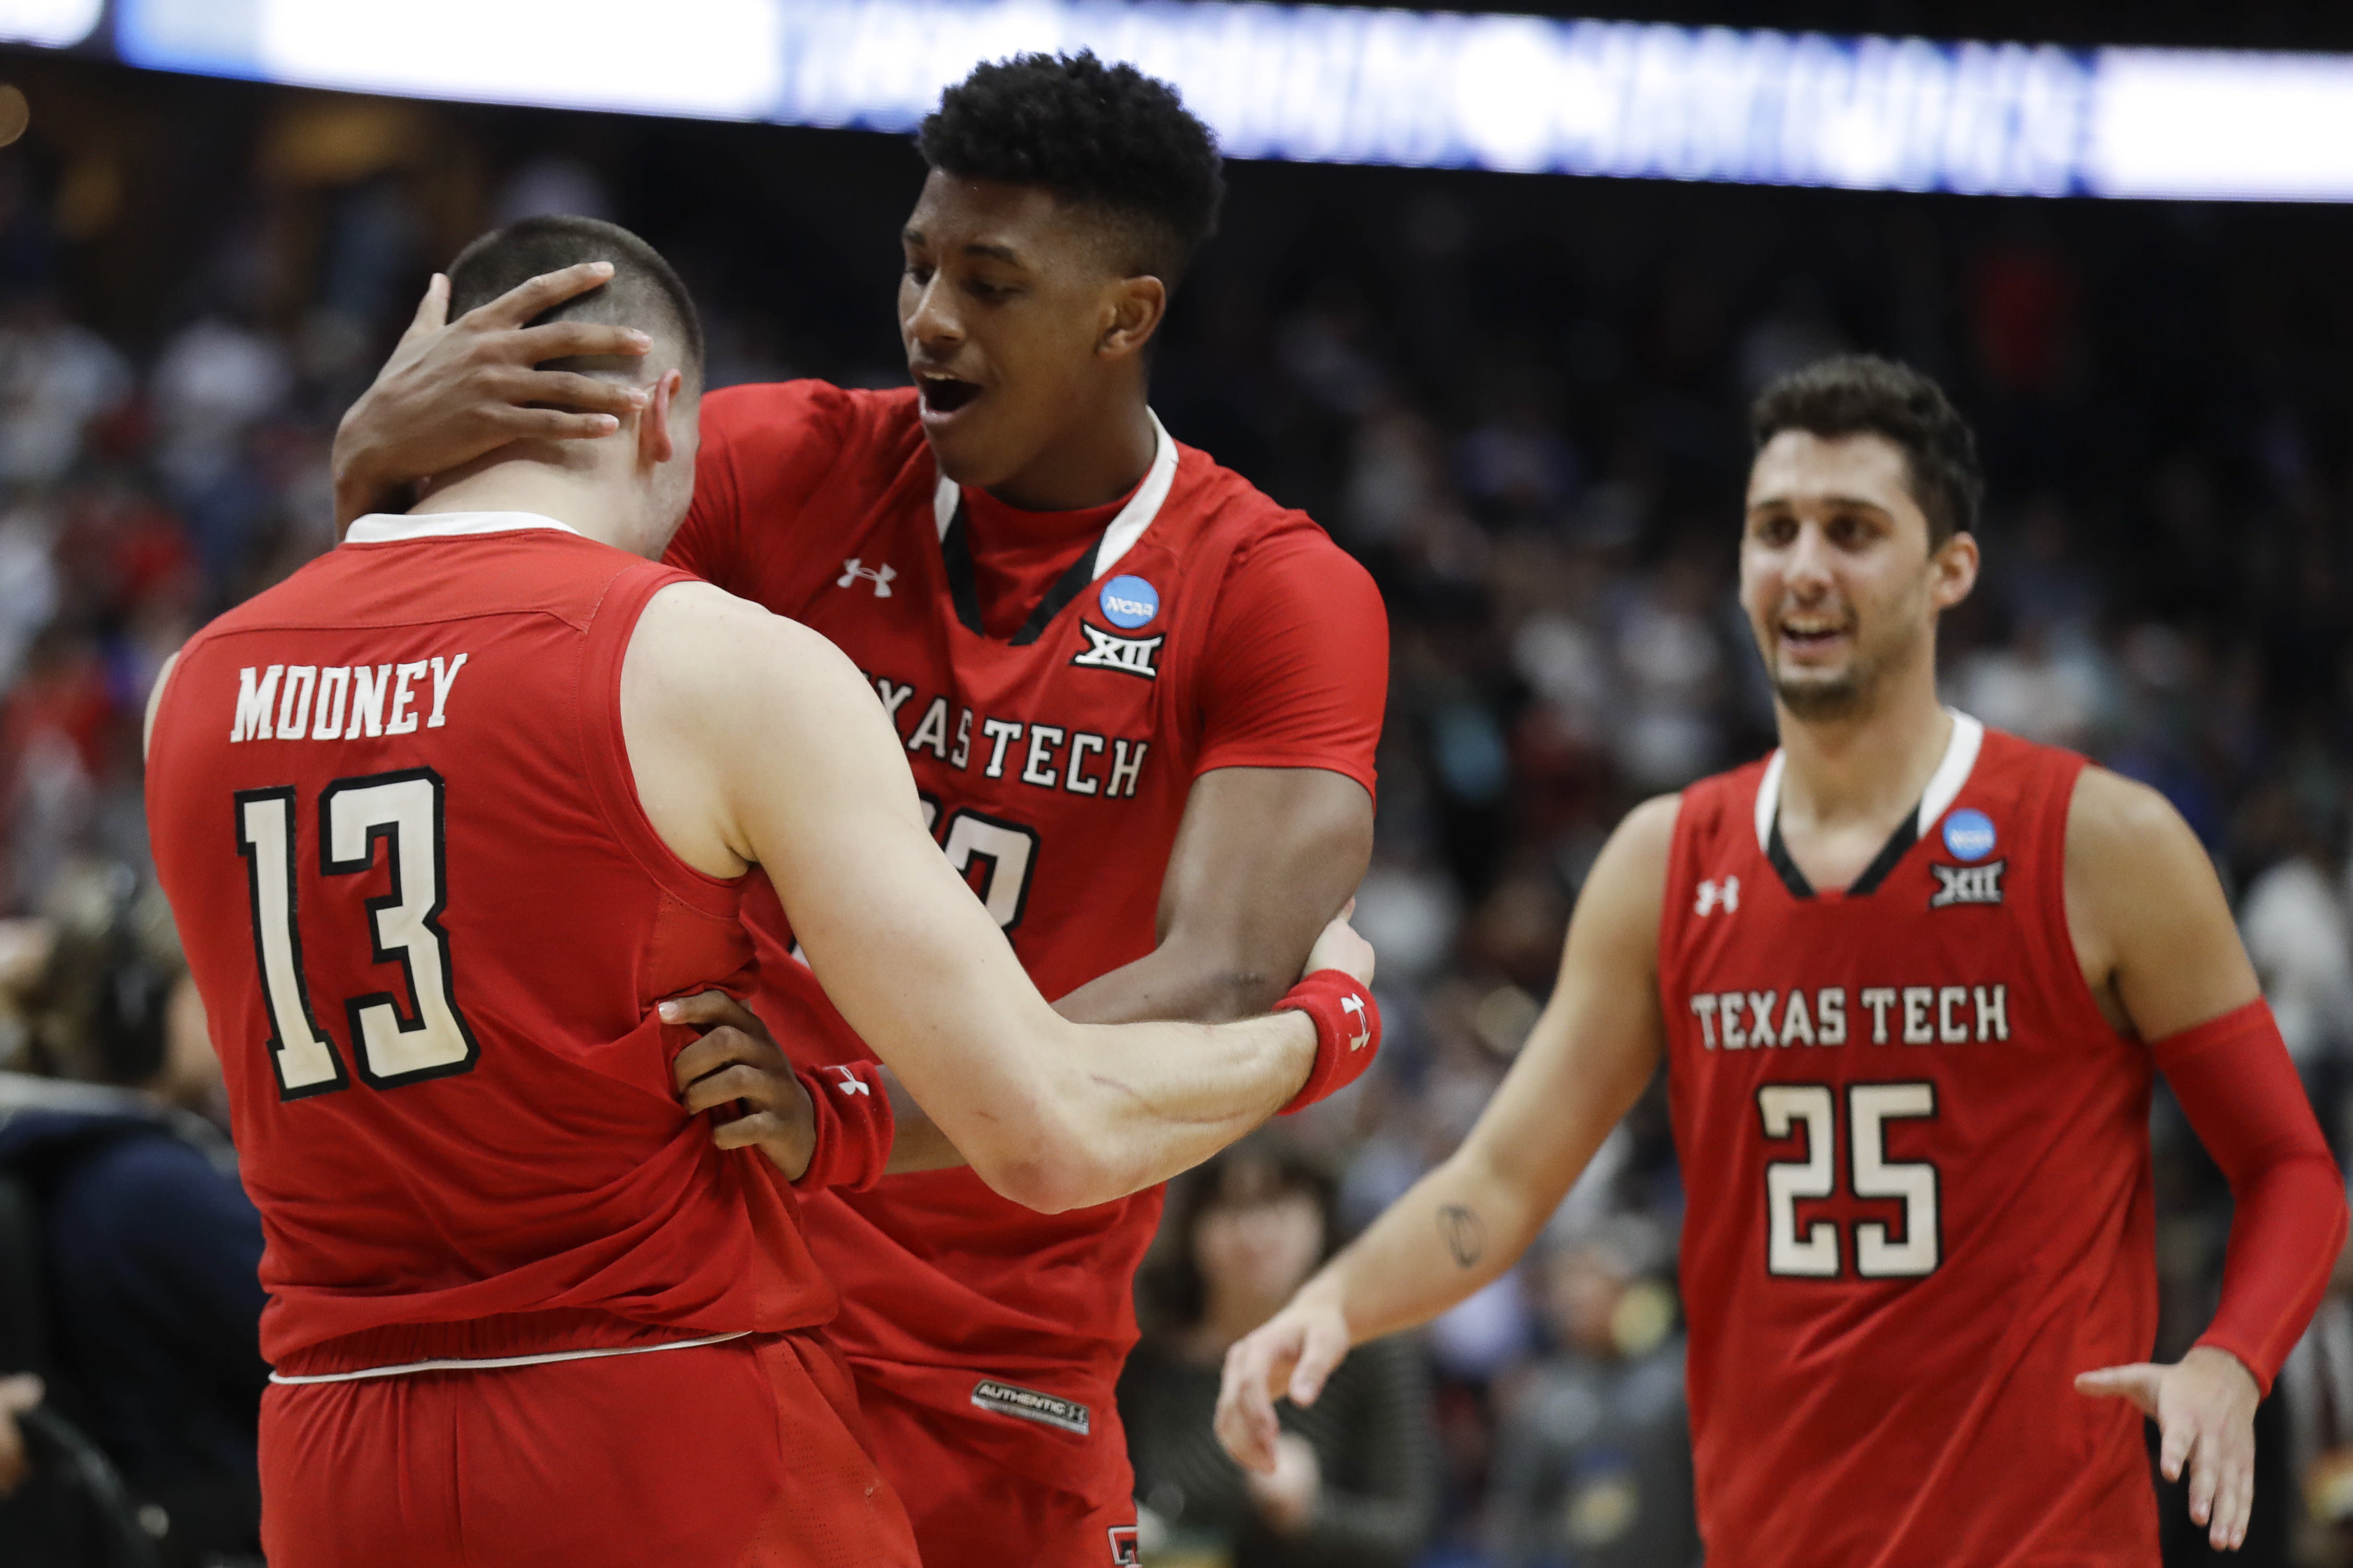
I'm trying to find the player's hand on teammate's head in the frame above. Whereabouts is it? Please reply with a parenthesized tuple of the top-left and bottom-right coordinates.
(663, 991, 818, 1182)
(2075, 1346, 2260, 1551)
(1303, 901, 1373, 989)
(0, 1372, 43, 1497)
(331, 263, 656, 531)
(1213, 1296, 1352, 1476)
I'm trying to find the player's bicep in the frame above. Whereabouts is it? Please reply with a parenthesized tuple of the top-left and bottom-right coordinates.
(2068, 768, 2259, 1040)
(1459, 796, 1674, 1201)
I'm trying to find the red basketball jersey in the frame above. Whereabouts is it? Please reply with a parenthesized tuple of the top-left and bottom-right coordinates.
(666, 381, 1387, 1494)
(1658, 716, 2160, 1566)
(146, 513, 834, 1372)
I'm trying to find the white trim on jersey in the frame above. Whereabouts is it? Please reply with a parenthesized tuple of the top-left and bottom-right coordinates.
(930, 410, 1180, 583)
(1752, 709, 1987, 857)
(1912, 711, 1987, 834)
(346, 511, 582, 544)
(266, 1329, 752, 1384)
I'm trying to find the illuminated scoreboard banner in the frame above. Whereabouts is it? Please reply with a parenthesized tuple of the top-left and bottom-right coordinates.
(12, 0, 2353, 199)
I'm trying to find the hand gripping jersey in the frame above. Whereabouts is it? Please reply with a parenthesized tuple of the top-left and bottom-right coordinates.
(666, 382, 1387, 1501)
(146, 514, 834, 1374)
(1659, 714, 2159, 1567)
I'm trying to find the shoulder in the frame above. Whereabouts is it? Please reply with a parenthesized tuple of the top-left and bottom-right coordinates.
(702, 379, 920, 461)
(1173, 460, 1384, 627)
(637, 579, 855, 673)
(2064, 764, 2201, 872)
(1575, 792, 1681, 942)
(1608, 793, 1684, 887)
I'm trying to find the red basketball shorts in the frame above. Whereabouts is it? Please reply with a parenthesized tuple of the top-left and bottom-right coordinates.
(260, 1328, 919, 1568)
(856, 1380, 1139, 1568)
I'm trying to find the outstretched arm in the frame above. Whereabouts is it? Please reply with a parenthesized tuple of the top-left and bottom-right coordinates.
(626, 583, 1363, 1215)
(2066, 765, 2350, 1554)
(1215, 795, 1677, 1473)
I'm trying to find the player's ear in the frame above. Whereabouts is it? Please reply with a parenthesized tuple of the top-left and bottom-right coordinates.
(1099, 274, 1166, 362)
(640, 369, 686, 466)
(1930, 529, 1979, 611)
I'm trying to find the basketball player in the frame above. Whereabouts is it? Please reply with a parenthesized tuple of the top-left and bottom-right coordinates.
(328, 55, 1387, 1567)
(1216, 355, 2351, 1562)
(145, 217, 1380, 1568)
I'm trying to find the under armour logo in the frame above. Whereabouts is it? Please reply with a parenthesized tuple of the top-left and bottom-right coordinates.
(1071, 622, 1164, 679)
(1107, 1526, 1141, 1567)
(837, 558, 895, 597)
(1695, 877, 1739, 916)
(1340, 992, 1372, 1050)
(822, 1065, 871, 1096)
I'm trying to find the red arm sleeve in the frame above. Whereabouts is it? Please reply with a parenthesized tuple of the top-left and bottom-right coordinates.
(2153, 997, 2350, 1394)
(1192, 528, 1388, 801)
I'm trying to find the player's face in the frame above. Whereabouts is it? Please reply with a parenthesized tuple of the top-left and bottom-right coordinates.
(898, 173, 1151, 496)
(1740, 430, 1977, 721)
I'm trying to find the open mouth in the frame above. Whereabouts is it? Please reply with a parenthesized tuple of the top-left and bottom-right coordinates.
(917, 372, 982, 415)
(1778, 619, 1851, 653)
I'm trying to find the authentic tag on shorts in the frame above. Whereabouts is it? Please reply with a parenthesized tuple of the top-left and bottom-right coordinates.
(970, 1378, 1090, 1435)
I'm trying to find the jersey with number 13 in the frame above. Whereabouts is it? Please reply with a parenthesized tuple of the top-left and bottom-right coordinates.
(145, 517, 836, 1374)
(1658, 715, 2160, 1567)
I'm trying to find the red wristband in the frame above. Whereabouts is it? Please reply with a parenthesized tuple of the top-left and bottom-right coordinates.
(793, 1061, 894, 1191)
(1273, 971, 1381, 1115)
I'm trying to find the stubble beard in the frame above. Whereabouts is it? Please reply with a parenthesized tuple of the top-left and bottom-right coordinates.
(1768, 617, 1932, 724)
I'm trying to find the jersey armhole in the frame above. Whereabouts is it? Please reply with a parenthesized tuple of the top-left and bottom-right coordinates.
(2028, 748, 2128, 1045)
(575, 565, 747, 917)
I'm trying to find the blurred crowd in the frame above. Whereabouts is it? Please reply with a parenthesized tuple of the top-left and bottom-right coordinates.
(2, 46, 2352, 1568)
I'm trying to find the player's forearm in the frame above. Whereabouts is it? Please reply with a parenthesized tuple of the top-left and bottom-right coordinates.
(980, 1011, 1315, 1212)
(2155, 998, 2352, 1391)
(1053, 931, 1293, 1025)
(1298, 1146, 1551, 1346)
(878, 1067, 968, 1176)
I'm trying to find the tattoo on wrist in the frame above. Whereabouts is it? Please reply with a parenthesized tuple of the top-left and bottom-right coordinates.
(1437, 1203, 1486, 1268)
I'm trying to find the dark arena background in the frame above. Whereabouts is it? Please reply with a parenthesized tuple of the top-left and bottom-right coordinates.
(3, 1, 2353, 1564)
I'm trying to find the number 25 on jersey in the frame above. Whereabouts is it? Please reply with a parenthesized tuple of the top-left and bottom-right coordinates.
(1758, 1081, 1941, 1280)
(235, 768, 480, 1099)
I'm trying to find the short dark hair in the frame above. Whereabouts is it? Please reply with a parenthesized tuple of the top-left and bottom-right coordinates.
(1749, 354, 1984, 546)
(918, 51, 1224, 287)
(445, 214, 704, 390)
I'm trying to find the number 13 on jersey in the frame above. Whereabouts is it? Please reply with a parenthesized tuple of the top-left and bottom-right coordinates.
(235, 768, 480, 1099)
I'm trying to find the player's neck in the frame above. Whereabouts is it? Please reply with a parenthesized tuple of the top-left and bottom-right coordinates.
(413, 450, 655, 559)
(1773, 675, 1954, 835)
(977, 396, 1155, 513)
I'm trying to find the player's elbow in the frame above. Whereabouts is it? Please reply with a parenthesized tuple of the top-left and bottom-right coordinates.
(966, 1132, 1122, 1214)
(950, 1084, 1123, 1214)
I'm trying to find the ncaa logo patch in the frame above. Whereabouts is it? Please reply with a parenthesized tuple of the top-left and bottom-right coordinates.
(1099, 574, 1159, 629)
(1941, 808, 1996, 861)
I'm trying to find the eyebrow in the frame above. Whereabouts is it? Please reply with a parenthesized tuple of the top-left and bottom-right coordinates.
(900, 228, 1026, 266)
(1746, 494, 1894, 517)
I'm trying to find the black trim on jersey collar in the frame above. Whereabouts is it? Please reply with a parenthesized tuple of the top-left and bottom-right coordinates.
(1765, 805, 1920, 900)
(938, 494, 1105, 648)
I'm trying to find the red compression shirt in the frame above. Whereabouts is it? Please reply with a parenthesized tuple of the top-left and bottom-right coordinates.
(961, 483, 1138, 641)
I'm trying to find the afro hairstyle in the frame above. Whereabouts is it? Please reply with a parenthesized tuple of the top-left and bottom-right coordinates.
(918, 51, 1225, 288)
